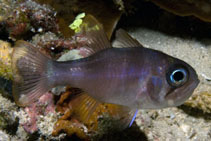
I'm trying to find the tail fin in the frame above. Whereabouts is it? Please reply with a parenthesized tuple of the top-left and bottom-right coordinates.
(12, 40, 52, 106)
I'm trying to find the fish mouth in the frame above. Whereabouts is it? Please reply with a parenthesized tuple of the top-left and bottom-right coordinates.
(165, 78, 199, 107)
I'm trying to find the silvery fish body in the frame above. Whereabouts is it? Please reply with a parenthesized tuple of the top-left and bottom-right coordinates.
(12, 27, 199, 126)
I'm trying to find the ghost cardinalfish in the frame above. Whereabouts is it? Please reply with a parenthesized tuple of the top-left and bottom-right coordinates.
(12, 23, 199, 127)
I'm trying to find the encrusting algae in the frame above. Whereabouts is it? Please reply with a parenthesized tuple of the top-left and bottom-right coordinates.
(0, 40, 13, 80)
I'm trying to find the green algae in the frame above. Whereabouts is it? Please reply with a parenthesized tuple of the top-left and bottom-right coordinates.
(69, 13, 86, 33)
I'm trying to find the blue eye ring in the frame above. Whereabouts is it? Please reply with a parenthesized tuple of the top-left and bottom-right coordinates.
(166, 65, 189, 87)
(169, 68, 188, 87)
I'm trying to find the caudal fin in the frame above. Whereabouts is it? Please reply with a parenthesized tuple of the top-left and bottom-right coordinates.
(12, 40, 52, 106)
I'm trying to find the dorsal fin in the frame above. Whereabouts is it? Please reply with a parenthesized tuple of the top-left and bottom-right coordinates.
(113, 29, 141, 48)
(76, 15, 112, 55)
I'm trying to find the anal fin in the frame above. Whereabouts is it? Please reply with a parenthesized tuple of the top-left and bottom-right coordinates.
(63, 91, 137, 128)
(70, 92, 100, 122)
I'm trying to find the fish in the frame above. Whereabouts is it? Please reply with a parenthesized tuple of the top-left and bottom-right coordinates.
(11, 23, 199, 127)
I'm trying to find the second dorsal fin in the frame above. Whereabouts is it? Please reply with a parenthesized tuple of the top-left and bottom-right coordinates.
(76, 15, 112, 55)
(113, 29, 141, 48)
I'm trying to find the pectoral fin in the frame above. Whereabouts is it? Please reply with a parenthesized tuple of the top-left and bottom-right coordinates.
(114, 105, 138, 128)
(129, 109, 138, 127)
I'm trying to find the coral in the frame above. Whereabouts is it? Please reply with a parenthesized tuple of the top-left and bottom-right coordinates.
(150, 0, 211, 22)
(0, 0, 59, 40)
(185, 91, 211, 113)
(53, 120, 88, 139)
(18, 92, 56, 134)
(31, 32, 77, 59)
(0, 40, 13, 80)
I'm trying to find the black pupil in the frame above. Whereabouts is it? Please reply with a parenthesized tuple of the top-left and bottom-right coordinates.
(173, 71, 184, 82)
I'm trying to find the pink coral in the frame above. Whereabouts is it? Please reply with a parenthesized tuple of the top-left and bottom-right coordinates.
(21, 92, 55, 133)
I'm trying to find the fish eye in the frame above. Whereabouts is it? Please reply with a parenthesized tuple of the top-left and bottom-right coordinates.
(167, 68, 188, 87)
